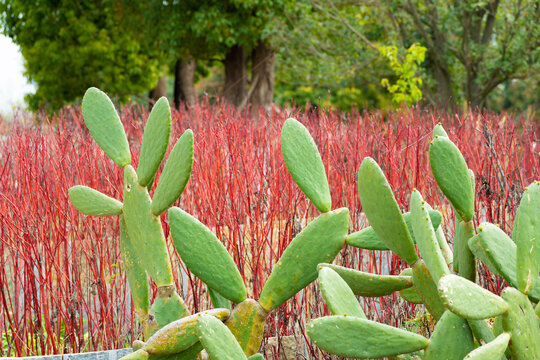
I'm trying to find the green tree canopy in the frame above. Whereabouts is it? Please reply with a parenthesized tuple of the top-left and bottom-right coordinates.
(0, 0, 163, 111)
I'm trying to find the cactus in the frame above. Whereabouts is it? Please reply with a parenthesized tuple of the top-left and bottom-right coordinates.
(72, 104, 348, 359)
(69, 88, 194, 339)
(307, 123, 540, 359)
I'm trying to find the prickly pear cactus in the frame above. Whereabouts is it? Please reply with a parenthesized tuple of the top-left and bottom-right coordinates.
(69, 88, 194, 338)
(307, 123, 540, 359)
(71, 102, 347, 359)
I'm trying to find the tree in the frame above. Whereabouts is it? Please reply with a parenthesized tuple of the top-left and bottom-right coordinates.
(138, 0, 291, 110)
(0, 0, 164, 111)
(311, 0, 540, 109)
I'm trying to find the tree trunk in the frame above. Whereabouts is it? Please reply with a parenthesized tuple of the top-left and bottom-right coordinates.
(223, 45, 247, 107)
(174, 56, 196, 109)
(149, 74, 167, 107)
(248, 41, 275, 113)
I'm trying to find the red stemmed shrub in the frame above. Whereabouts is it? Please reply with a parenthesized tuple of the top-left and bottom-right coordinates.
(0, 101, 538, 358)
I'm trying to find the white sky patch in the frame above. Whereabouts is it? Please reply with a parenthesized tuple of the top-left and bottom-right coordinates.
(0, 34, 35, 116)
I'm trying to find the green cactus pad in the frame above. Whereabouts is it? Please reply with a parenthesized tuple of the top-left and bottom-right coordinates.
(429, 136, 474, 221)
(120, 216, 149, 320)
(398, 268, 422, 304)
(453, 212, 462, 272)
(137, 97, 172, 187)
(68, 185, 123, 216)
(346, 210, 442, 250)
(412, 260, 445, 320)
(501, 287, 540, 360)
(280, 118, 331, 213)
(208, 287, 231, 309)
(148, 287, 190, 335)
(457, 220, 476, 281)
(463, 333, 510, 360)
(536, 302, 540, 318)
(247, 354, 264, 360)
(258, 208, 349, 311)
(432, 123, 449, 138)
(121, 349, 149, 360)
(410, 190, 450, 282)
(437, 274, 508, 320)
(147, 342, 204, 360)
(122, 165, 173, 286)
(357, 157, 418, 265)
(513, 182, 540, 294)
(307, 315, 428, 358)
(168, 207, 247, 303)
(516, 236, 537, 294)
(151, 129, 194, 216)
(198, 314, 248, 360)
(320, 263, 412, 297)
(224, 299, 267, 356)
(318, 266, 366, 318)
(144, 308, 230, 355)
(467, 319, 498, 351)
(81, 87, 131, 167)
(423, 311, 474, 360)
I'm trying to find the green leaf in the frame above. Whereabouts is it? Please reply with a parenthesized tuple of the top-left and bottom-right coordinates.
(81, 87, 131, 167)
(437, 274, 508, 320)
(307, 316, 428, 358)
(151, 129, 194, 216)
(320, 263, 412, 297)
(357, 157, 418, 265)
(429, 136, 474, 221)
(259, 208, 349, 311)
(280, 118, 331, 212)
(318, 266, 366, 318)
(137, 97, 171, 187)
(69, 185, 122, 216)
(198, 314, 248, 360)
(168, 207, 247, 304)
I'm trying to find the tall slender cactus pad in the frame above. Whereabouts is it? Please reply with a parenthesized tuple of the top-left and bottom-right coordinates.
(280, 118, 331, 212)
(151, 130, 194, 216)
(122, 165, 173, 287)
(81, 87, 131, 167)
(357, 157, 418, 265)
(137, 97, 172, 187)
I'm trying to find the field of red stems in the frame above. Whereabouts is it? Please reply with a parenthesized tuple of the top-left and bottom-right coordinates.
(0, 101, 538, 359)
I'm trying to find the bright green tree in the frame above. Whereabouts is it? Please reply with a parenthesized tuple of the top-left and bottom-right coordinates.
(0, 0, 163, 111)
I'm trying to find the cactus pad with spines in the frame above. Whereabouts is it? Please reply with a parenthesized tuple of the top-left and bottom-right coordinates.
(318, 266, 366, 318)
(258, 207, 349, 311)
(197, 314, 248, 360)
(464, 333, 511, 360)
(357, 157, 418, 265)
(412, 260, 446, 320)
(429, 136, 474, 221)
(280, 118, 331, 213)
(136, 97, 171, 187)
(81, 87, 131, 167)
(307, 315, 429, 358)
(422, 311, 474, 360)
(168, 207, 247, 304)
(223, 299, 267, 356)
(319, 263, 412, 297)
(150, 129, 194, 216)
(69, 186, 123, 216)
(437, 274, 508, 320)
(346, 209, 442, 250)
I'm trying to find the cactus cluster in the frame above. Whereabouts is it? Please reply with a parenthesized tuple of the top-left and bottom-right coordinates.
(306, 124, 540, 359)
(70, 89, 352, 359)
